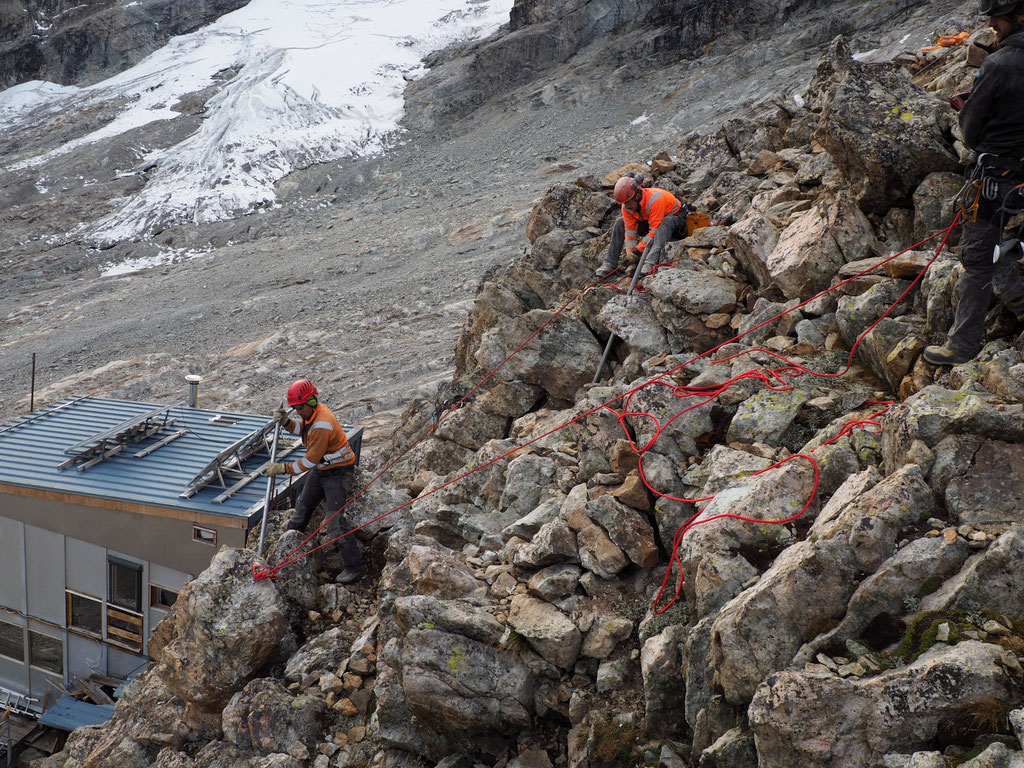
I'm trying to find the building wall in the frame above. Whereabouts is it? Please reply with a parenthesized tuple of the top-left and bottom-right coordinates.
(0, 491, 246, 575)
(0, 502, 216, 706)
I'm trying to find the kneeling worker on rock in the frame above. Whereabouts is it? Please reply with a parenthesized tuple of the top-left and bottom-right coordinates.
(266, 379, 366, 584)
(595, 174, 689, 279)
(924, 0, 1024, 365)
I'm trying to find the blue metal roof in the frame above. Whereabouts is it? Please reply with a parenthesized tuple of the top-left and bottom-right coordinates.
(38, 695, 115, 731)
(0, 396, 296, 522)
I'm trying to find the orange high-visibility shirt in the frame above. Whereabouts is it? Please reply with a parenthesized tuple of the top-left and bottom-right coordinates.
(623, 187, 682, 253)
(281, 403, 355, 476)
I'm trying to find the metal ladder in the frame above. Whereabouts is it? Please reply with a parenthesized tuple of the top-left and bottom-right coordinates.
(0, 688, 38, 717)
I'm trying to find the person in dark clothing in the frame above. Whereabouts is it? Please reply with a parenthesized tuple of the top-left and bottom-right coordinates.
(924, 0, 1024, 365)
(266, 379, 365, 583)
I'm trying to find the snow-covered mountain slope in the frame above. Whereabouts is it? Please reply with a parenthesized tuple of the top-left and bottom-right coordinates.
(0, 0, 512, 246)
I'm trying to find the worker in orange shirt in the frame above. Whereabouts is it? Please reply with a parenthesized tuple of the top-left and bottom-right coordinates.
(266, 379, 365, 584)
(595, 174, 688, 279)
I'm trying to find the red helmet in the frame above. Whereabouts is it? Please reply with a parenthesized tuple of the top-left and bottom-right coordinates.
(613, 175, 641, 204)
(287, 379, 318, 407)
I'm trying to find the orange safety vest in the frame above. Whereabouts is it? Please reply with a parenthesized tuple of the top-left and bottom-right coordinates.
(282, 403, 356, 475)
(623, 187, 682, 253)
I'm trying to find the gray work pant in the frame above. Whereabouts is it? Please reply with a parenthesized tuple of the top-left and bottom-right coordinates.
(287, 465, 364, 570)
(602, 213, 687, 272)
(946, 174, 1024, 357)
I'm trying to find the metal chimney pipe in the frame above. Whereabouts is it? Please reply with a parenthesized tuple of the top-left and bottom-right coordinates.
(185, 375, 203, 408)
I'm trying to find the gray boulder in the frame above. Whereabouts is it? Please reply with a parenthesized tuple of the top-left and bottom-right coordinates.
(749, 642, 1015, 767)
(221, 679, 322, 755)
(148, 548, 288, 713)
(809, 36, 958, 213)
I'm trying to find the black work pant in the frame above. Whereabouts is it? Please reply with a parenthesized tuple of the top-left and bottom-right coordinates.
(946, 172, 1024, 357)
(287, 466, 364, 571)
(602, 213, 687, 272)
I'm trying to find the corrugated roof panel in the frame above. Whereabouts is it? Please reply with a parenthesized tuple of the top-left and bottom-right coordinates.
(0, 396, 300, 521)
(38, 695, 115, 731)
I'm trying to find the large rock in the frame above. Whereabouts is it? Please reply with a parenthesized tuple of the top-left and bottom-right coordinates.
(921, 527, 1024, 616)
(795, 533, 971, 664)
(726, 387, 809, 445)
(646, 267, 740, 316)
(727, 213, 779, 291)
(596, 295, 669, 359)
(406, 545, 487, 599)
(284, 626, 348, 682)
(508, 594, 582, 669)
(394, 595, 505, 644)
(766, 194, 875, 299)
(148, 548, 288, 711)
(883, 386, 1024, 473)
(585, 494, 658, 568)
(809, 36, 959, 213)
(943, 439, 1024, 525)
(749, 642, 1016, 768)
(400, 628, 535, 736)
(221, 679, 322, 755)
(525, 183, 615, 243)
(711, 464, 931, 704)
(676, 459, 815, 593)
(475, 309, 602, 401)
(641, 625, 688, 738)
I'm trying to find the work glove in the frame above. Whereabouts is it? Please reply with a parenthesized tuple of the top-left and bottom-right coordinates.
(272, 406, 289, 426)
(266, 462, 287, 477)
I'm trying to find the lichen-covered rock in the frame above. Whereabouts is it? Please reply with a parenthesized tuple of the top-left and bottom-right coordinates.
(749, 642, 1015, 768)
(148, 548, 288, 712)
(221, 679, 322, 755)
(508, 594, 582, 669)
(525, 183, 615, 243)
(642, 625, 688, 738)
(585, 494, 658, 568)
(726, 387, 809, 445)
(401, 628, 534, 735)
(394, 595, 504, 644)
(921, 526, 1024, 615)
(711, 464, 931, 703)
(883, 386, 1024, 473)
(809, 36, 958, 213)
(284, 626, 347, 682)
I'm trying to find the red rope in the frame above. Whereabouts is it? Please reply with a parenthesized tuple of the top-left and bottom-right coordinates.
(256, 215, 960, 613)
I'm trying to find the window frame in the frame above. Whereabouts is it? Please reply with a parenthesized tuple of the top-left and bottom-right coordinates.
(66, 590, 103, 638)
(105, 606, 144, 652)
(0, 619, 25, 663)
(149, 584, 179, 611)
(108, 556, 143, 613)
(28, 629, 63, 676)
(192, 525, 217, 546)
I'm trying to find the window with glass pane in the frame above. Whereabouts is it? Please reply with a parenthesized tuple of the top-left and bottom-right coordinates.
(0, 620, 24, 662)
(109, 558, 142, 612)
(150, 585, 178, 610)
(67, 592, 102, 636)
(29, 631, 63, 675)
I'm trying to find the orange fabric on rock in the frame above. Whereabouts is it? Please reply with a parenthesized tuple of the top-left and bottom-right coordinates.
(282, 402, 355, 476)
(622, 187, 682, 253)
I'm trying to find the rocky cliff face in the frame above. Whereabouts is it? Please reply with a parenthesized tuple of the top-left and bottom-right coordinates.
(0, 0, 248, 88)
(36, 12, 1024, 768)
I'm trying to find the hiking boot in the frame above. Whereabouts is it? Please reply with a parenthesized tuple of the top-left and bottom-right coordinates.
(336, 565, 367, 585)
(594, 263, 615, 279)
(922, 345, 973, 366)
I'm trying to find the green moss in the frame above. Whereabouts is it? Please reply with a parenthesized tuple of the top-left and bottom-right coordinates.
(897, 610, 971, 663)
(916, 576, 942, 598)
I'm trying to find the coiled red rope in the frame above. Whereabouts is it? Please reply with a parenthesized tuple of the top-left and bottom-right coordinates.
(256, 214, 960, 619)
